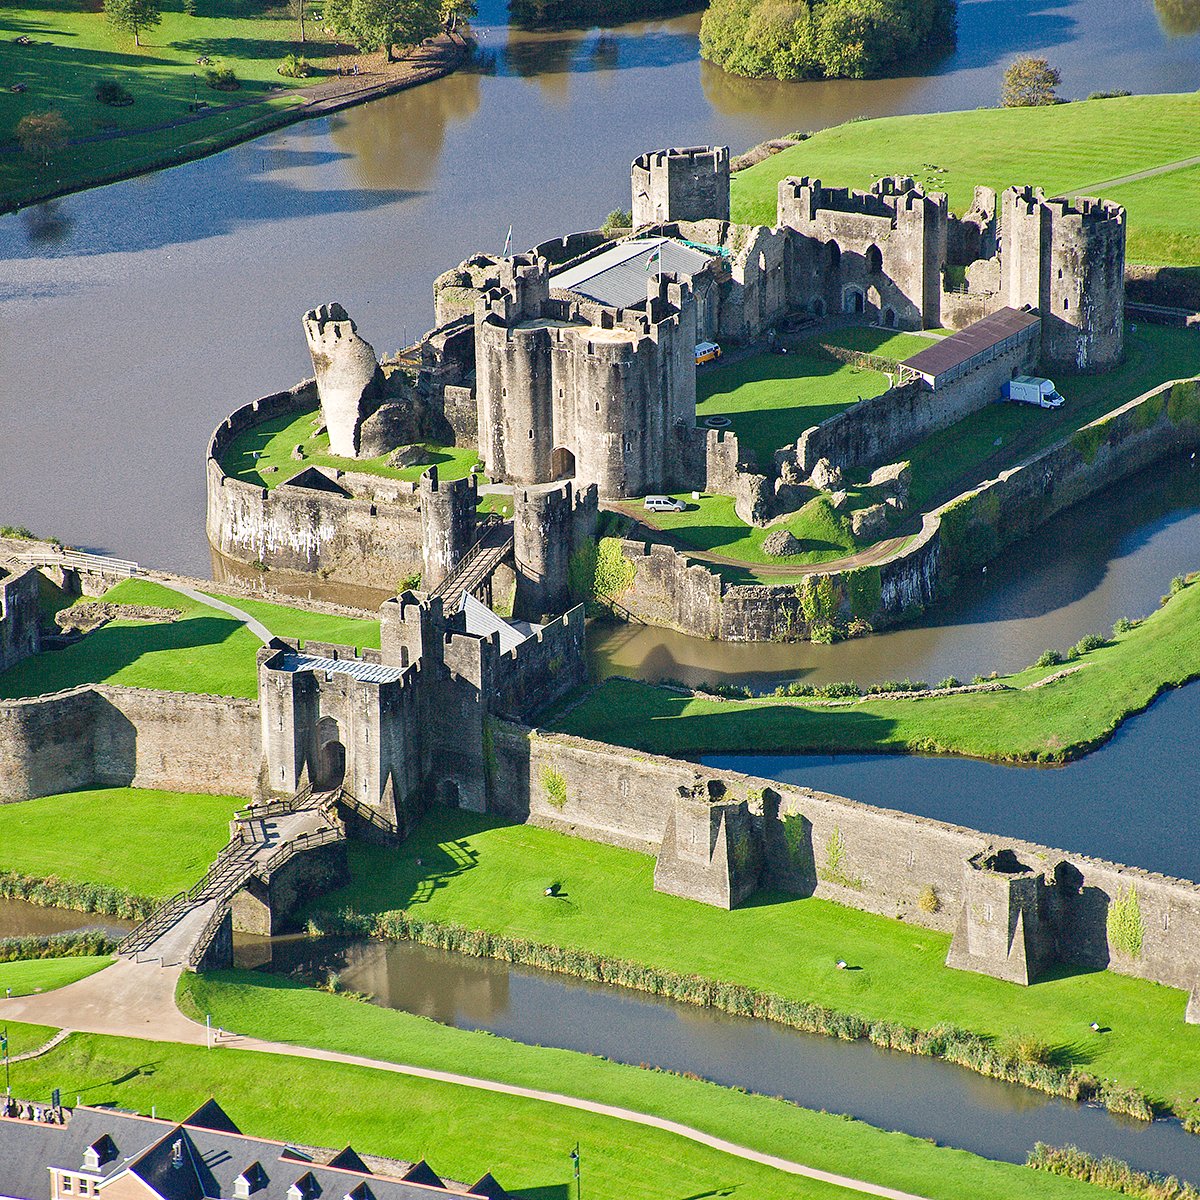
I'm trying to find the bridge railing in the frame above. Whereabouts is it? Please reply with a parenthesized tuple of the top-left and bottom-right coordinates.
(117, 890, 188, 955)
(16, 548, 139, 577)
(336, 789, 400, 836)
(186, 904, 230, 970)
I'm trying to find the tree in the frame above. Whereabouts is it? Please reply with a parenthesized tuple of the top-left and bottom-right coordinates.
(15, 111, 69, 165)
(440, 0, 476, 38)
(1154, 0, 1200, 36)
(1001, 56, 1061, 106)
(324, 0, 442, 60)
(104, 0, 163, 45)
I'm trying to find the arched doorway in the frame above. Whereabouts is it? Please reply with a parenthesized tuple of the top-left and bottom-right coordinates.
(812, 298, 827, 318)
(551, 446, 576, 481)
(865, 244, 882, 275)
(842, 286, 865, 315)
(883, 307, 897, 328)
(316, 716, 345, 790)
(827, 241, 841, 271)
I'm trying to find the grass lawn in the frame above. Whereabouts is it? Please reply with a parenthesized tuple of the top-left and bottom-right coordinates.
(0, 788, 241, 898)
(902, 323, 1200, 510)
(697, 347, 889, 469)
(817, 327, 944, 362)
(204, 592, 380, 648)
(632, 491, 868, 572)
(730, 94, 1200, 266)
(554, 573, 1200, 765)
(0, 578, 384, 699)
(219, 403, 481, 489)
(0, 956, 112, 999)
(314, 804, 1200, 1118)
(169, 969, 1121, 1200)
(8, 1030, 890, 1200)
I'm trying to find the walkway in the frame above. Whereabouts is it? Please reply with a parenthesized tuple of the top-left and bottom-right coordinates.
(153, 579, 274, 644)
(1, 964, 931, 1200)
(1071, 152, 1200, 193)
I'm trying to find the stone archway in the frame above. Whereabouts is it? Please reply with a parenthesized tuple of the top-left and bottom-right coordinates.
(551, 446, 576, 481)
(842, 286, 865, 315)
(883, 307, 897, 328)
(316, 716, 345, 790)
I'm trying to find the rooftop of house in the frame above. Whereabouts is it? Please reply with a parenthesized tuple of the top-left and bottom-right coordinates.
(0, 1096, 509, 1200)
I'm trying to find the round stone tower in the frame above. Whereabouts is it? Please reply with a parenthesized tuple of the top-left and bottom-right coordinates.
(419, 466, 478, 589)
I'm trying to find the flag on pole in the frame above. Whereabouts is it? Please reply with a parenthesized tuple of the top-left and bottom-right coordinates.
(503, 225, 513, 257)
(645, 245, 661, 273)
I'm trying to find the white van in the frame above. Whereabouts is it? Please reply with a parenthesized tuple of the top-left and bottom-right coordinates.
(644, 495, 686, 513)
(1005, 376, 1065, 408)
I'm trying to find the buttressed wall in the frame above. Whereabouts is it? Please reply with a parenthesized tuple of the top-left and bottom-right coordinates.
(475, 254, 699, 499)
(632, 146, 731, 228)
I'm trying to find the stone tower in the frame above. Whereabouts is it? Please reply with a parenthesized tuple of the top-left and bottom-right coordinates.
(419, 466, 478, 589)
(301, 303, 384, 459)
(1000, 187, 1126, 370)
(631, 146, 731, 229)
(513, 480, 597, 622)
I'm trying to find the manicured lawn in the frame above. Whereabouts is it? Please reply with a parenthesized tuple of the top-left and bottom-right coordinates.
(900, 323, 1200, 510)
(731, 94, 1200, 266)
(817, 327, 944, 362)
(0, 788, 241, 898)
(697, 348, 889, 469)
(172, 970, 1119, 1200)
(554, 574, 1200, 766)
(10, 1031, 875, 1200)
(204, 592, 380, 648)
(631, 491, 868, 569)
(0, 956, 112, 999)
(0, 0, 330, 208)
(0, 578, 383, 699)
(219, 403, 481, 489)
(314, 804, 1200, 1117)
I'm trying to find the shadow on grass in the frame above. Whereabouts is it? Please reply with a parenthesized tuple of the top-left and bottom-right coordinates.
(513, 1186, 571, 1200)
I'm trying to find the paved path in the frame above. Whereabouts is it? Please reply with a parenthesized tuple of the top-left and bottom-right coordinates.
(1071, 152, 1200, 193)
(154, 579, 273, 644)
(2, 962, 931, 1200)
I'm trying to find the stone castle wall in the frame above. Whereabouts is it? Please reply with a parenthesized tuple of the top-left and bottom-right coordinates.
(0, 564, 41, 673)
(491, 721, 1200, 992)
(206, 385, 425, 590)
(0, 685, 261, 802)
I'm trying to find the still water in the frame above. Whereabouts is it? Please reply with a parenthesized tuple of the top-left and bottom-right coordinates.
(593, 454, 1200, 689)
(255, 935, 1200, 1180)
(1, 0, 1197, 572)
(0, 898, 132, 940)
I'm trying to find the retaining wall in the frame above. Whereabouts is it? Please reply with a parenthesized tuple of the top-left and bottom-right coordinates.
(0, 685, 261, 802)
(205, 385, 425, 591)
(492, 721, 1200, 993)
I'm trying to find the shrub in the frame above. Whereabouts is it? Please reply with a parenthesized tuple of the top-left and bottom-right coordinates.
(15, 110, 70, 163)
(398, 570, 421, 592)
(1107, 884, 1145, 958)
(600, 209, 631, 237)
(1035, 649, 1062, 668)
(1088, 89, 1132, 99)
(94, 80, 135, 106)
(917, 884, 940, 913)
(540, 765, 568, 810)
(278, 53, 312, 77)
(1026, 1143, 1194, 1196)
(1067, 632, 1106, 659)
(183, 0, 197, 13)
(1171, 573, 1189, 595)
(206, 67, 240, 90)
(1112, 616, 1135, 635)
(0, 525, 36, 540)
(0, 931, 117, 962)
(1002, 1034, 1053, 1065)
(937, 676, 961, 690)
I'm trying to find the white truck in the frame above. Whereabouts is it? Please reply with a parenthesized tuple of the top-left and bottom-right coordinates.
(1004, 376, 1065, 409)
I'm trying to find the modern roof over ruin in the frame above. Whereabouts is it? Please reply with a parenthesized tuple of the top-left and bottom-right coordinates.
(901, 307, 1040, 389)
(458, 591, 538, 655)
(277, 652, 405, 685)
(551, 238, 715, 309)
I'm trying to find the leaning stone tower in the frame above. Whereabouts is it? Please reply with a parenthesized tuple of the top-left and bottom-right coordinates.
(631, 146, 731, 228)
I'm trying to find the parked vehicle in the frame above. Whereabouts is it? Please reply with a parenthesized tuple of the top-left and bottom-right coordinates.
(644, 495, 687, 513)
(1004, 375, 1065, 408)
(695, 341, 722, 365)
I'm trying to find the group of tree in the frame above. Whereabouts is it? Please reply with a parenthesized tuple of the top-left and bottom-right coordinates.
(699, 0, 958, 81)
(322, 0, 473, 58)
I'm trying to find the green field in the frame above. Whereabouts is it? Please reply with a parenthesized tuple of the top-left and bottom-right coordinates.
(0, 0, 333, 208)
(697, 346, 890, 469)
(0, 578, 380, 699)
(311, 805, 1200, 1119)
(731, 93, 1200, 266)
(219, 402, 482, 489)
(0, 956, 112, 999)
(555, 573, 1200, 765)
(0, 788, 241, 897)
(817, 327, 944, 362)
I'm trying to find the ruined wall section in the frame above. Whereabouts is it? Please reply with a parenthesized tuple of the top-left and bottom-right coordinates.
(0, 564, 41, 672)
(0, 686, 260, 802)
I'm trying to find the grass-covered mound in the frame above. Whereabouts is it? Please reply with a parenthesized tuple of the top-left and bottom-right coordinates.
(219, 402, 481, 489)
(731, 93, 1200, 266)
(554, 574, 1200, 764)
(0, 787, 242, 900)
(0, 579, 380, 699)
(0, 955, 112, 999)
(309, 804, 1200, 1118)
(700, 0, 956, 82)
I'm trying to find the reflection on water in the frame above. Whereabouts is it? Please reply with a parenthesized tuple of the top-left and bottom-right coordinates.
(704, 683, 1200, 881)
(255, 935, 1200, 1180)
(0, 898, 133, 940)
(1155, 0, 1200, 35)
(591, 456, 1200, 690)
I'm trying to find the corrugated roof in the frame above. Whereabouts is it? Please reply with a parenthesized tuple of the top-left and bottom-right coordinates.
(902, 308, 1040, 382)
(280, 653, 405, 685)
(458, 591, 534, 655)
(551, 238, 714, 309)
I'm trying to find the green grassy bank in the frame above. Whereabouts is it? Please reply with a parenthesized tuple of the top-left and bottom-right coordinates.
(0, 578, 380, 699)
(555, 571, 1200, 764)
(0, 787, 241, 900)
(0, 955, 111, 998)
(310, 805, 1200, 1119)
(731, 93, 1200, 266)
